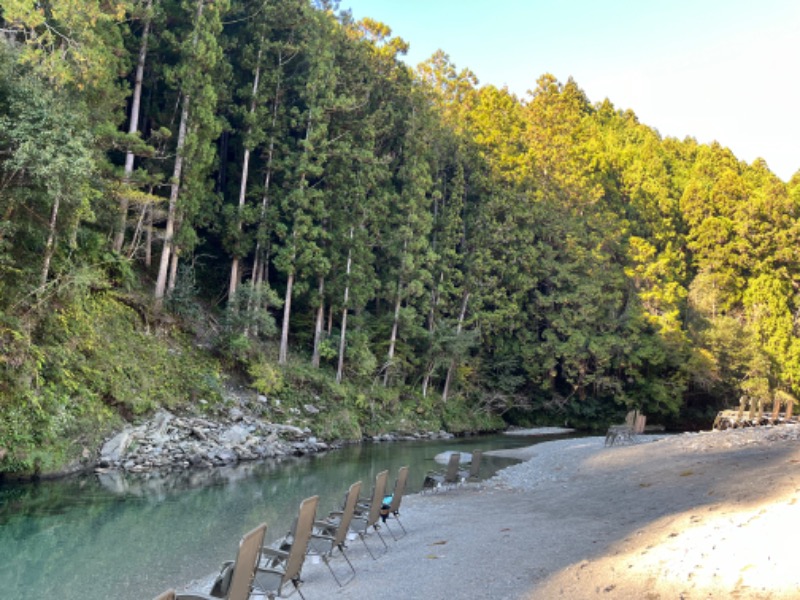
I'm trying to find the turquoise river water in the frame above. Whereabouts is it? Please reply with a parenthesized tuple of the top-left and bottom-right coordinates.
(0, 432, 574, 600)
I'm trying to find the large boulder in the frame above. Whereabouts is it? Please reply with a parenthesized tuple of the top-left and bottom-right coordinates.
(99, 428, 136, 464)
(434, 450, 472, 465)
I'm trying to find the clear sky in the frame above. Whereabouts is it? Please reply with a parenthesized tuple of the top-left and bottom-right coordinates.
(341, 0, 800, 181)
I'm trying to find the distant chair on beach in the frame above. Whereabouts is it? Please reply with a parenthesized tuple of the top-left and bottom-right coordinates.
(422, 452, 461, 492)
(458, 450, 483, 484)
(605, 410, 646, 447)
(174, 522, 267, 600)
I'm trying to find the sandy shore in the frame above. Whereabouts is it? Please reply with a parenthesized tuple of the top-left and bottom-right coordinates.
(179, 426, 800, 599)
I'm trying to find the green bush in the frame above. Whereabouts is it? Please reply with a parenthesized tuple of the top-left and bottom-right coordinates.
(248, 359, 284, 396)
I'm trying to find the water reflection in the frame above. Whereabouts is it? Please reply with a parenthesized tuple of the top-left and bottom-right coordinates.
(0, 433, 571, 600)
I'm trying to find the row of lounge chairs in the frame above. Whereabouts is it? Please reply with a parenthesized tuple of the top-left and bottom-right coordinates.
(422, 449, 483, 492)
(152, 466, 409, 600)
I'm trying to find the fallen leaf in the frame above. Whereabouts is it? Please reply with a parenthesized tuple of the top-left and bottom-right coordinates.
(430, 540, 448, 546)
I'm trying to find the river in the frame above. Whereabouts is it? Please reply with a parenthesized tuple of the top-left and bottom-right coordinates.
(0, 432, 574, 600)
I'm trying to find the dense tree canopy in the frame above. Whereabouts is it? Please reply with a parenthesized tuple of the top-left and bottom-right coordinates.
(1, 0, 799, 473)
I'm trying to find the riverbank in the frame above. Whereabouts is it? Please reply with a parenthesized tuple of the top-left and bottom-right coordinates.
(182, 425, 800, 600)
(92, 407, 454, 477)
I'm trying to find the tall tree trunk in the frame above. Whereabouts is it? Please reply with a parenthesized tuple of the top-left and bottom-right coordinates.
(383, 282, 403, 387)
(422, 271, 444, 396)
(126, 198, 148, 259)
(311, 276, 325, 368)
(229, 44, 263, 300)
(155, 109, 187, 300)
(384, 237, 408, 386)
(145, 201, 153, 267)
(154, 0, 203, 308)
(336, 227, 354, 384)
(278, 268, 294, 365)
(278, 106, 313, 365)
(247, 51, 285, 318)
(167, 212, 183, 294)
(442, 292, 470, 403)
(113, 0, 152, 253)
(154, 90, 188, 306)
(40, 195, 60, 288)
(422, 368, 431, 398)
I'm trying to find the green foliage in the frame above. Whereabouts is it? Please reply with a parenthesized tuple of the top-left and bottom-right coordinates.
(0, 287, 224, 474)
(217, 284, 281, 363)
(248, 360, 284, 396)
(314, 409, 362, 441)
(5, 0, 800, 476)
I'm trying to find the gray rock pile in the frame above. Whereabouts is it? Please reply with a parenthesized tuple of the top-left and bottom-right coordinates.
(97, 406, 456, 475)
(97, 408, 329, 474)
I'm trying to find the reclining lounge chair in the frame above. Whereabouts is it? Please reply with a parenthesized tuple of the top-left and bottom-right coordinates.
(307, 480, 362, 586)
(174, 522, 267, 600)
(350, 469, 389, 559)
(254, 495, 319, 600)
(382, 466, 409, 540)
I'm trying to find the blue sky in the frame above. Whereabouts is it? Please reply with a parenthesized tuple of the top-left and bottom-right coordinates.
(341, 0, 800, 181)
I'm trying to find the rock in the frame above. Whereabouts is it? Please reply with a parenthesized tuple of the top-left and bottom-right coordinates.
(219, 425, 249, 446)
(100, 429, 136, 463)
(434, 450, 472, 464)
(272, 424, 306, 440)
(150, 410, 173, 443)
(90, 385, 485, 478)
(214, 449, 238, 464)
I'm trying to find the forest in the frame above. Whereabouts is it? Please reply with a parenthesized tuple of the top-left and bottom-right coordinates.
(2, 0, 800, 476)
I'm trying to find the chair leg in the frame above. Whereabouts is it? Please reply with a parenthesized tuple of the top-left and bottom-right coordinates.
(358, 524, 389, 560)
(384, 519, 399, 541)
(384, 513, 407, 540)
(392, 512, 407, 535)
(291, 577, 307, 600)
(324, 544, 356, 586)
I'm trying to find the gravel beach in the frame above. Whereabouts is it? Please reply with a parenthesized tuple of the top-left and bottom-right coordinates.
(177, 426, 800, 599)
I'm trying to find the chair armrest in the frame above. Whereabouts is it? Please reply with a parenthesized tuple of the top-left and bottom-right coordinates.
(261, 547, 289, 559)
(314, 520, 338, 535)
